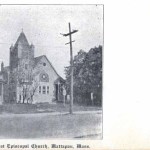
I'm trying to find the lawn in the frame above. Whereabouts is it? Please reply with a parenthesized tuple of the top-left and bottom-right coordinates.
(0, 112, 102, 139)
(37, 103, 101, 112)
(0, 103, 101, 114)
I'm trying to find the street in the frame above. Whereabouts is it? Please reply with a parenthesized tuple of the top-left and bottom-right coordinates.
(0, 111, 102, 139)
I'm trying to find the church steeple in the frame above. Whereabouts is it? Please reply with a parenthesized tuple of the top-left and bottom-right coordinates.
(15, 30, 29, 47)
(10, 31, 35, 70)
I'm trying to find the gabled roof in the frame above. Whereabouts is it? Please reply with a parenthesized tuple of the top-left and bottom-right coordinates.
(34, 55, 60, 78)
(54, 76, 65, 84)
(34, 55, 44, 67)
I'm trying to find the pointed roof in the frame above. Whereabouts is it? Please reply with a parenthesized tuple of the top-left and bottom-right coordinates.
(14, 31, 29, 48)
(34, 55, 44, 67)
(34, 55, 61, 78)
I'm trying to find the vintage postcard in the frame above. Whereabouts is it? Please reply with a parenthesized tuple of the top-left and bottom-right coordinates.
(0, 4, 103, 150)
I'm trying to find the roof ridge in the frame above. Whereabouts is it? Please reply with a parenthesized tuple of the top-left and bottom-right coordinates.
(34, 55, 45, 59)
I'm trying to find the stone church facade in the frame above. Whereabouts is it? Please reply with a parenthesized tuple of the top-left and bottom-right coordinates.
(0, 31, 65, 104)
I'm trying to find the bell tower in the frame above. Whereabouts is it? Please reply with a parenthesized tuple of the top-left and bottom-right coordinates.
(9, 30, 35, 103)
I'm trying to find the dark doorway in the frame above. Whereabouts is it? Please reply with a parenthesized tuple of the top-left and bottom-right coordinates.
(55, 84, 58, 100)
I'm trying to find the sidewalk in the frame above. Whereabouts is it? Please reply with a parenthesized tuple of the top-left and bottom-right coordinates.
(0, 110, 102, 118)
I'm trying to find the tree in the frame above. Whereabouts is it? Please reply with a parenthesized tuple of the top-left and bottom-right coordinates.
(9, 60, 40, 104)
(79, 46, 102, 105)
(18, 70, 40, 104)
(28, 78, 39, 104)
(65, 49, 87, 94)
(65, 46, 102, 106)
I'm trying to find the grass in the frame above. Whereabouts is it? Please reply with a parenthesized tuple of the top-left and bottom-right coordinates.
(0, 103, 101, 114)
(0, 112, 102, 139)
(40, 103, 101, 112)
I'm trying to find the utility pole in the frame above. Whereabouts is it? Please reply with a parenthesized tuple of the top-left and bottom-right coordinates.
(61, 23, 78, 114)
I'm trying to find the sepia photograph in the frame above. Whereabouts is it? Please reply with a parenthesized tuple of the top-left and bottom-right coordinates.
(0, 4, 103, 139)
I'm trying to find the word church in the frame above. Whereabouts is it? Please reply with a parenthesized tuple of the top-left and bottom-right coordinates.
(0, 31, 65, 104)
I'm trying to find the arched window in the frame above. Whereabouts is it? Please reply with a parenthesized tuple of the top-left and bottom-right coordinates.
(39, 86, 41, 93)
(39, 73, 49, 82)
(47, 86, 49, 94)
(43, 86, 46, 94)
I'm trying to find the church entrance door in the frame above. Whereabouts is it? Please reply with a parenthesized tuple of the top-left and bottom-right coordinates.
(55, 84, 58, 101)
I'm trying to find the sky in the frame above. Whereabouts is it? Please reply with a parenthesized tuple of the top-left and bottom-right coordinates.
(0, 5, 103, 78)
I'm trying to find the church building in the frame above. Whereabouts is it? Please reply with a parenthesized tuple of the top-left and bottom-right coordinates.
(0, 31, 65, 104)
